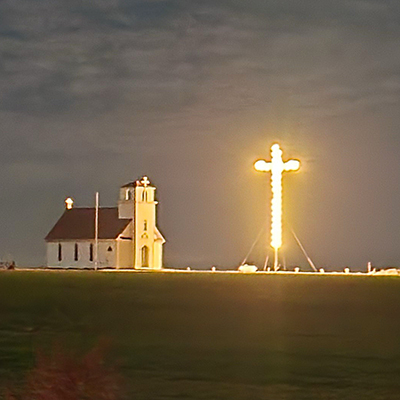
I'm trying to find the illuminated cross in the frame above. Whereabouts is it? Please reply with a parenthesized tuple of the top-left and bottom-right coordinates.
(65, 197, 74, 210)
(254, 143, 300, 271)
(141, 176, 150, 187)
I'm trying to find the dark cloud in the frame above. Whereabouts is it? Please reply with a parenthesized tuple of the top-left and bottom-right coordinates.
(0, 0, 399, 269)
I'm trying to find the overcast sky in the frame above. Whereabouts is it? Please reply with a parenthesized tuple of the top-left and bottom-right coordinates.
(1, 0, 399, 270)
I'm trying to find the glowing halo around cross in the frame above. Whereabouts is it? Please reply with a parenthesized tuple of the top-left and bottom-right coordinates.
(254, 143, 300, 271)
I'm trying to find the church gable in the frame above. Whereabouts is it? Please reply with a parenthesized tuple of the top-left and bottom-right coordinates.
(45, 208, 131, 241)
(154, 227, 165, 243)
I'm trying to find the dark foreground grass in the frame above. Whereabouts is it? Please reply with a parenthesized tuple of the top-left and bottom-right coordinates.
(0, 270, 400, 399)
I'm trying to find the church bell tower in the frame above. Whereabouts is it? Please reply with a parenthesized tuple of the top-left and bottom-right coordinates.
(118, 176, 165, 269)
(133, 176, 165, 269)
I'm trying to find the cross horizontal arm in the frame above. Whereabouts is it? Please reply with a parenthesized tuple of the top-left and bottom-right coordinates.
(283, 159, 300, 171)
(254, 160, 272, 172)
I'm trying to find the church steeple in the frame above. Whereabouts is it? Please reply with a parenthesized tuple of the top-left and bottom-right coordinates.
(117, 176, 164, 269)
(133, 176, 164, 269)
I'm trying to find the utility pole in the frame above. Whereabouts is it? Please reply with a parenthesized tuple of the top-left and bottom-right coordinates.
(95, 192, 99, 271)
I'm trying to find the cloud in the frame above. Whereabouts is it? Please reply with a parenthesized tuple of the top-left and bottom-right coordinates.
(1, 0, 399, 119)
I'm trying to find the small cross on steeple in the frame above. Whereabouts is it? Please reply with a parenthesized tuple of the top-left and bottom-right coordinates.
(141, 176, 150, 187)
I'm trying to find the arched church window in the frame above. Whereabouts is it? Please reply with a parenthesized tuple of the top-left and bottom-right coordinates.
(141, 246, 149, 268)
(144, 220, 147, 231)
(89, 244, 94, 262)
(74, 243, 79, 261)
(142, 190, 147, 202)
(58, 243, 62, 262)
(125, 189, 131, 200)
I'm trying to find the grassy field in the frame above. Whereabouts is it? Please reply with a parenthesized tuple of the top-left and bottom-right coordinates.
(0, 270, 400, 399)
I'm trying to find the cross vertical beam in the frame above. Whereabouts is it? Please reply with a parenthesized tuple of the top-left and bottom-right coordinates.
(254, 144, 300, 271)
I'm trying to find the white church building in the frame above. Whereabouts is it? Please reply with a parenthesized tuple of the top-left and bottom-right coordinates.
(45, 176, 165, 269)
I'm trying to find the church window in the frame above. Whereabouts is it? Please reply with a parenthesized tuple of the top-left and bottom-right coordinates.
(58, 243, 62, 262)
(144, 220, 147, 231)
(74, 243, 79, 261)
(107, 246, 113, 252)
(125, 189, 131, 200)
(89, 244, 93, 262)
(142, 190, 147, 202)
(141, 246, 149, 268)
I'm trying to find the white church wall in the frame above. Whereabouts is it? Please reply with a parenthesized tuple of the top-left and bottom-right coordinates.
(116, 239, 133, 268)
(153, 241, 163, 269)
(115, 223, 133, 269)
(47, 241, 80, 268)
(47, 240, 116, 268)
(47, 242, 60, 267)
(97, 241, 116, 268)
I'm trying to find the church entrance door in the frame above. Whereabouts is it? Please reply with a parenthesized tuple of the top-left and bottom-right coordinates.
(141, 246, 149, 268)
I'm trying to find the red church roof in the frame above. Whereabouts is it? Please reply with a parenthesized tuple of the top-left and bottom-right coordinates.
(45, 208, 131, 241)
